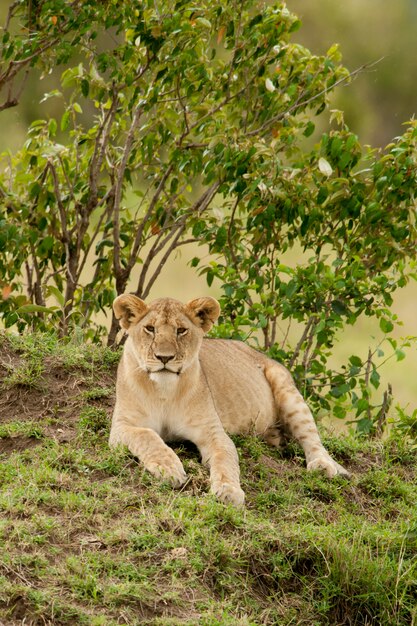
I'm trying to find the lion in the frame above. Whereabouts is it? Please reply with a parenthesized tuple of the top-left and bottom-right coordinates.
(109, 295, 349, 506)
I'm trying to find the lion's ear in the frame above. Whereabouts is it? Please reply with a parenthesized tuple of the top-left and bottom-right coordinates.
(113, 294, 148, 330)
(186, 297, 220, 333)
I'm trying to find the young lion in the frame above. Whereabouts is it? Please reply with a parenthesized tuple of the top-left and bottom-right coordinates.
(109, 295, 349, 506)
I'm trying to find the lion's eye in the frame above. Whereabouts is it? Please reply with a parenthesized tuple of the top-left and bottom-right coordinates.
(144, 325, 155, 334)
(177, 327, 187, 336)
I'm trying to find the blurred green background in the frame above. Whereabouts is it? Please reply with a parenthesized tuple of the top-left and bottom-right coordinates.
(1, 0, 416, 412)
(286, 0, 417, 417)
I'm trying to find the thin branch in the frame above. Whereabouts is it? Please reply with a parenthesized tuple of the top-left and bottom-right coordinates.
(182, 142, 209, 150)
(246, 58, 385, 138)
(119, 55, 153, 91)
(270, 316, 278, 348)
(0, 1, 83, 107)
(0, 35, 62, 87)
(5, 1, 20, 30)
(126, 162, 175, 272)
(187, 79, 257, 134)
(375, 383, 393, 438)
(88, 90, 119, 212)
(225, 3, 244, 98)
(289, 317, 316, 369)
(302, 320, 319, 372)
(364, 348, 373, 426)
(143, 214, 182, 262)
(77, 188, 115, 280)
(136, 182, 220, 297)
(193, 181, 221, 214)
(25, 260, 34, 302)
(227, 196, 240, 270)
(132, 183, 154, 224)
(58, 154, 77, 208)
(27, 240, 46, 307)
(0, 69, 29, 111)
(176, 75, 190, 135)
(141, 228, 190, 300)
(112, 105, 143, 278)
(136, 220, 187, 297)
(46, 162, 69, 240)
(280, 318, 292, 351)
(0, 96, 18, 112)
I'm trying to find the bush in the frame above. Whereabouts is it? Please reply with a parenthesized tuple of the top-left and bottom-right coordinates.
(0, 1, 416, 432)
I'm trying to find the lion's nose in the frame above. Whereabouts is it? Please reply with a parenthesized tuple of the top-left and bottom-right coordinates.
(155, 354, 175, 364)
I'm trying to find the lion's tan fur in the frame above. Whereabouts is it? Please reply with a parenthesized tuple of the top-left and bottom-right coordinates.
(110, 295, 348, 506)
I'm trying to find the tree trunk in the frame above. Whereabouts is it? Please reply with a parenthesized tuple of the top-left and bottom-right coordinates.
(107, 312, 121, 347)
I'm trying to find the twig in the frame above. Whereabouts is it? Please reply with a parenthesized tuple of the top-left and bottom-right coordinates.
(227, 196, 240, 270)
(4, 1, 20, 30)
(88, 90, 119, 211)
(364, 348, 373, 428)
(136, 219, 186, 296)
(112, 105, 143, 279)
(136, 183, 220, 297)
(289, 317, 315, 369)
(176, 75, 190, 134)
(127, 162, 175, 274)
(0, 562, 32, 587)
(375, 383, 393, 438)
(46, 161, 76, 285)
(246, 58, 385, 138)
(302, 318, 319, 372)
(141, 230, 191, 300)
(77, 188, 115, 281)
(280, 318, 292, 351)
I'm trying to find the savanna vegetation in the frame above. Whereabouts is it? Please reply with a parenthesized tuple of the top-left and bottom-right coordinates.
(0, 333, 416, 625)
(0, 1, 416, 624)
(1, 0, 416, 432)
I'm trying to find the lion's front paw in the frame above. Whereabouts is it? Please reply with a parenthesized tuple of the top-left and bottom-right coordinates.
(146, 452, 187, 488)
(211, 481, 245, 507)
(307, 456, 350, 479)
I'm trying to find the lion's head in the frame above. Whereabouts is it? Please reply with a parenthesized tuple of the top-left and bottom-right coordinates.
(113, 295, 220, 378)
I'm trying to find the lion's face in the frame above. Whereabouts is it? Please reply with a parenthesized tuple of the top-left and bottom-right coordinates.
(113, 295, 220, 378)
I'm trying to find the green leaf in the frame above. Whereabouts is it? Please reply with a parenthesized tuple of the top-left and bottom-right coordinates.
(29, 182, 42, 199)
(395, 349, 406, 362)
(214, 226, 227, 249)
(338, 151, 351, 169)
(96, 239, 114, 253)
(303, 121, 315, 137)
(61, 110, 71, 132)
(370, 369, 380, 389)
(331, 300, 349, 316)
(330, 383, 350, 398)
(330, 137, 343, 158)
(379, 318, 394, 334)
(206, 269, 214, 287)
(48, 118, 57, 137)
(356, 417, 373, 434)
(81, 79, 90, 98)
(333, 405, 347, 419)
(192, 221, 206, 238)
(355, 398, 369, 416)
(349, 355, 362, 367)
(317, 186, 328, 204)
(17, 304, 56, 314)
(47, 286, 65, 307)
(285, 281, 298, 298)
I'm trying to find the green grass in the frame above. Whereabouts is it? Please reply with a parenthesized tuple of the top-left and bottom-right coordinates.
(0, 332, 416, 625)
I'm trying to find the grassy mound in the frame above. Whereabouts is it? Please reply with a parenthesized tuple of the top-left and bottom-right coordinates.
(0, 332, 416, 625)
